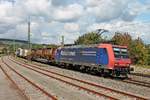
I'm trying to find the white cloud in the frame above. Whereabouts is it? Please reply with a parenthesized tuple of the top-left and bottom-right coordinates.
(23, 0, 51, 16)
(0, 0, 150, 44)
(86, 0, 122, 20)
(0, 1, 12, 17)
(64, 23, 80, 32)
(86, 0, 139, 22)
(52, 3, 83, 22)
(59, 32, 81, 44)
(41, 32, 50, 37)
(87, 20, 150, 43)
(86, 0, 101, 7)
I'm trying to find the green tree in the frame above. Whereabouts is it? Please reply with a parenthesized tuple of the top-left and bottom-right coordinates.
(74, 32, 103, 45)
(75, 31, 149, 65)
(146, 45, 150, 65)
(112, 32, 132, 47)
(8, 44, 14, 53)
(130, 38, 148, 65)
(111, 33, 149, 65)
(31, 44, 43, 49)
(2, 47, 8, 54)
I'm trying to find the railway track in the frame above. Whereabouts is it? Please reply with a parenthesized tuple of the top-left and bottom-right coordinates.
(7, 57, 118, 100)
(130, 73, 150, 78)
(0, 65, 29, 100)
(9, 56, 148, 100)
(13, 56, 150, 88)
(123, 78, 150, 88)
(1, 58, 57, 100)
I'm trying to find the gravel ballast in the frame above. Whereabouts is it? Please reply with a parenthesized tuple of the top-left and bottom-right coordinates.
(15, 57, 150, 99)
(6, 57, 107, 100)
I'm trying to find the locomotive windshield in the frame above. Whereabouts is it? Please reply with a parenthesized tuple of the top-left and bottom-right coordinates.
(113, 47, 129, 59)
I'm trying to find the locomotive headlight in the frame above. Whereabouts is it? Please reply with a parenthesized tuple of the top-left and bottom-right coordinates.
(126, 64, 130, 66)
(114, 63, 119, 66)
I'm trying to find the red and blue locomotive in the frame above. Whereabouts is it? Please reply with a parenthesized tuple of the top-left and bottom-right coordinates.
(55, 43, 132, 77)
(17, 43, 133, 77)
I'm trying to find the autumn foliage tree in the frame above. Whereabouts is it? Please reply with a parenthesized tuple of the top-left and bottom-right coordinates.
(112, 32, 132, 47)
(112, 32, 149, 65)
(146, 45, 150, 65)
(75, 31, 150, 65)
(74, 32, 103, 45)
(130, 38, 148, 65)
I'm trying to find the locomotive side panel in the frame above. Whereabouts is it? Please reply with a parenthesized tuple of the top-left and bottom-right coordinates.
(55, 47, 109, 68)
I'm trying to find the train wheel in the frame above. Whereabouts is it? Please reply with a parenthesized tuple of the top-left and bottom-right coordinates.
(116, 71, 120, 77)
(99, 69, 106, 77)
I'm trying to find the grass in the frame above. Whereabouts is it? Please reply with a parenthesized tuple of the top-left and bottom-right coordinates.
(0, 54, 4, 57)
(134, 64, 150, 69)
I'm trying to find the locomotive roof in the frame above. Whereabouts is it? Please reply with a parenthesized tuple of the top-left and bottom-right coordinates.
(112, 45, 127, 48)
(62, 41, 117, 49)
(61, 43, 128, 49)
(62, 44, 99, 49)
(31, 48, 53, 50)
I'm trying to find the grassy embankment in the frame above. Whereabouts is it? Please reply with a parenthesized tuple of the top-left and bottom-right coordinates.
(134, 65, 150, 69)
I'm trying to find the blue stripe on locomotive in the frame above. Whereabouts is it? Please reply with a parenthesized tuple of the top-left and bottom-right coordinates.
(55, 47, 108, 66)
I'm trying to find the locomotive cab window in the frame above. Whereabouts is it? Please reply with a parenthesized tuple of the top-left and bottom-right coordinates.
(113, 47, 129, 59)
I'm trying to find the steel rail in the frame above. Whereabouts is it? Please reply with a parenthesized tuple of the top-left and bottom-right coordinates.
(8, 57, 118, 100)
(0, 65, 29, 100)
(123, 79, 150, 88)
(2, 58, 57, 100)
(131, 73, 150, 78)
(10, 57, 148, 100)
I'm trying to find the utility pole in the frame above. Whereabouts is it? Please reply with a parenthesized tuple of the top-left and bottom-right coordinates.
(13, 39, 16, 54)
(28, 18, 31, 50)
(61, 35, 64, 47)
(27, 17, 32, 61)
(12, 0, 15, 55)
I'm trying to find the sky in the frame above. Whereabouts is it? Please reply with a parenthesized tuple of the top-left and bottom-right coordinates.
(0, 0, 150, 44)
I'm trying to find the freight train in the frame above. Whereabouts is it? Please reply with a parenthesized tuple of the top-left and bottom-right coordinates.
(16, 43, 133, 77)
